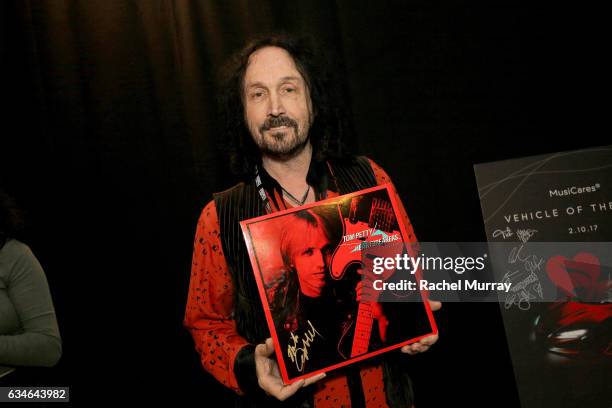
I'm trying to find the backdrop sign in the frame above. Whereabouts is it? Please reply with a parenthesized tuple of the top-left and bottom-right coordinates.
(474, 146, 612, 408)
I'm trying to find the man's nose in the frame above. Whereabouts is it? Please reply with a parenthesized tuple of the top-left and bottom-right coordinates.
(314, 250, 325, 269)
(267, 92, 286, 117)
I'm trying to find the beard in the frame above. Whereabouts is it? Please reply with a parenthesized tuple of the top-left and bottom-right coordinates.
(250, 115, 311, 159)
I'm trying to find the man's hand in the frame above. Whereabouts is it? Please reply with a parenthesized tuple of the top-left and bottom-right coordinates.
(254, 338, 326, 401)
(401, 300, 441, 354)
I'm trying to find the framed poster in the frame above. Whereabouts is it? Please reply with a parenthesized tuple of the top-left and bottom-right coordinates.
(240, 184, 437, 383)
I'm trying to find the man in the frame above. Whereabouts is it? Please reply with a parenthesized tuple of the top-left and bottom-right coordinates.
(184, 34, 440, 407)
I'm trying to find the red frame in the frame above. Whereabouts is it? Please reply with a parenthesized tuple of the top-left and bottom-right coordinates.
(240, 183, 438, 384)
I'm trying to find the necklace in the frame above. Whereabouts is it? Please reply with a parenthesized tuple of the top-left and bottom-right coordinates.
(281, 184, 311, 206)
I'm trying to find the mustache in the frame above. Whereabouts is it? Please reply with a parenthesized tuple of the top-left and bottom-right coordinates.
(260, 116, 298, 132)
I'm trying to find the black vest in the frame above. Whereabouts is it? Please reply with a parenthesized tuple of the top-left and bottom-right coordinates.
(214, 156, 414, 408)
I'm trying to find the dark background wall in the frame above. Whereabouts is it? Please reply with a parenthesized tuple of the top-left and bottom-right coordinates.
(0, 0, 606, 405)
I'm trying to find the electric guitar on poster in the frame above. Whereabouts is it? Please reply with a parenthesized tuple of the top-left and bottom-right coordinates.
(330, 196, 400, 358)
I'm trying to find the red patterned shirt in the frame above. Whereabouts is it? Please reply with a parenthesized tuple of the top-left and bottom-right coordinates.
(184, 159, 417, 407)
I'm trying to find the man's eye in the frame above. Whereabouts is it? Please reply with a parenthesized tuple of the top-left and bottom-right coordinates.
(302, 248, 313, 256)
(282, 87, 296, 94)
(250, 91, 265, 99)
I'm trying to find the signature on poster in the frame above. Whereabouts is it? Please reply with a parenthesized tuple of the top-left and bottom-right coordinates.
(503, 270, 543, 310)
(502, 230, 544, 310)
(493, 227, 513, 240)
(508, 244, 544, 274)
(492, 227, 539, 243)
(287, 320, 323, 372)
(516, 229, 538, 243)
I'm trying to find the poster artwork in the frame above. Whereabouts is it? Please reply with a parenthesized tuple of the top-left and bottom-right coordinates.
(241, 184, 437, 383)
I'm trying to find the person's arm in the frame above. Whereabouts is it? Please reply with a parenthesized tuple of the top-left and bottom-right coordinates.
(0, 241, 62, 367)
(184, 201, 254, 395)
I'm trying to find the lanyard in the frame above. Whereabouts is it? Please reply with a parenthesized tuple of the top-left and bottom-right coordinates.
(254, 162, 339, 215)
(254, 164, 273, 214)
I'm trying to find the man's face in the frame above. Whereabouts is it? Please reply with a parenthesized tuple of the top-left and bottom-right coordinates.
(292, 225, 332, 298)
(243, 46, 314, 158)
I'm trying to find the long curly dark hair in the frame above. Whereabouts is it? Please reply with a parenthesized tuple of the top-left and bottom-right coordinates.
(218, 33, 351, 179)
(0, 189, 26, 249)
